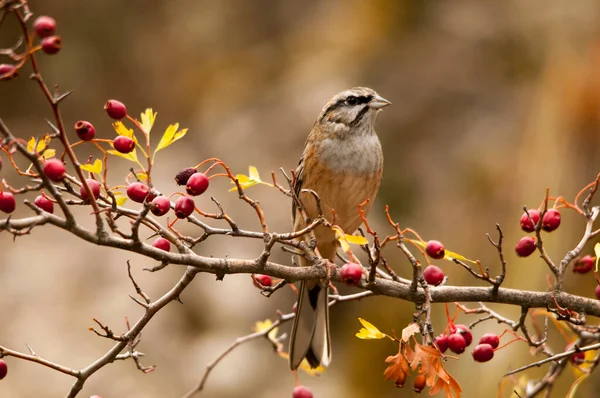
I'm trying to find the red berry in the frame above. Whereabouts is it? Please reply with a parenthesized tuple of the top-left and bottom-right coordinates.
(423, 265, 444, 286)
(186, 173, 210, 196)
(113, 136, 135, 154)
(573, 255, 595, 274)
(515, 236, 536, 257)
(413, 373, 426, 392)
(292, 385, 313, 398)
(34, 195, 54, 213)
(41, 35, 62, 54)
(542, 209, 561, 232)
(0, 191, 16, 214)
(0, 359, 7, 380)
(447, 333, 466, 354)
(0, 64, 17, 80)
(43, 158, 66, 182)
(80, 179, 101, 201)
(150, 196, 170, 216)
(451, 324, 473, 347)
(595, 284, 600, 300)
(175, 196, 195, 218)
(74, 120, 95, 141)
(254, 274, 272, 287)
(152, 237, 170, 252)
(104, 99, 127, 120)
(520, 209, 540, 232)
(340, 262, 362, 285)
(33, 16, 56, 38)
(478, 333, 499, 349)
(566, 343, 585, 365)
(435, 334, 448, 353)
(472, 343, 494, 362)
(126, 182, 149, 203)
(425, 240, 445, 259)
(175, 167, 198, 185)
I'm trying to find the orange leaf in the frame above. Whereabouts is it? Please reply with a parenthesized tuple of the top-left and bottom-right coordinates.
(383, 350, 410, 388)
(401, 323, 420, 342)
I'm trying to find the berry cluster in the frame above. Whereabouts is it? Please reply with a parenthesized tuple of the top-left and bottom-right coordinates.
(435, 325, 501, 363)
(515, 208, 561, 257)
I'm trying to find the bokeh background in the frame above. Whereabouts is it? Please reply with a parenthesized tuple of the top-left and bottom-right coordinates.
(1, 0, 600, 397)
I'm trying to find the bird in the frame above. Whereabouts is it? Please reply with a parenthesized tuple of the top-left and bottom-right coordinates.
(289, 87, 390, 370)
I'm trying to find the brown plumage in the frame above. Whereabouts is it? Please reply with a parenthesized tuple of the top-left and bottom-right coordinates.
(289, 87, 389, 370)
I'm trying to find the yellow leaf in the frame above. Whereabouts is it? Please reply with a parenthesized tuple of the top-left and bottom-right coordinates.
(356, 317, 390, 340)
(333, 227, 368, 252)
(154, 123, 187, 154)
(410, 239, 477, 264)
(27, 137, 35, 152)
(595, 243, 600, 272)
(114, 194, 127, 206)
(228, 166, 273, 192)
(345, 235, 368, 245)
(41, 149, 55, 160)
(108, 148, 139, 164)
(254, 319, 279, 342)
(136, 172, 148, 181)
(140, 108, 157, 134)
(27, 135, 51, 154)
(113, 121, 134, 138)
(278, 352, 325, 376)
(80, 159, 103, 175)
(401, 323, 420, 342)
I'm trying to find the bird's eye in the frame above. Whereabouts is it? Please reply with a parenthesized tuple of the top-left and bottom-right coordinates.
(346, 96, 358, 106)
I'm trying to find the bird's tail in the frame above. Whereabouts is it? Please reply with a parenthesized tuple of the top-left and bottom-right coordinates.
(289, 279, 331, 370)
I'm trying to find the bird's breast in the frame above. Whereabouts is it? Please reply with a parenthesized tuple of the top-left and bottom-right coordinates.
(316, 134, 383, 175)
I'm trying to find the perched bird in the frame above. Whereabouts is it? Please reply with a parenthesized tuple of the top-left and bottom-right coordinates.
(289, 87, 390, 370)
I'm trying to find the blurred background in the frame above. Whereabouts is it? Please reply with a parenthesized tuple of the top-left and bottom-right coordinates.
(1, 0, 600, 397)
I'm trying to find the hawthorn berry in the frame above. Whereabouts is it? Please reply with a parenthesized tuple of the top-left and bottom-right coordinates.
(472, 343, 494, 362)
(479, 333, 499, 349)
(542, 209, 561, 232)
(292, 385, 313, 398)
(447, 333, 466, 354)
(186, 173, 210, 196)
(33, 16, 56, 38)
(75, 120, 95, 141)
(452, 324, 473, 346)
(41, 36, 62, 54)
(520, 209, 540, 232)
(0, 64, 17, 80)
(175, 167, 198, 186)
(413, 373, 426, 392)
(0, 359, 7, 380)
(423, 265, 444, 286)
(80, 179, 101, 201)
(254, 274, 272, 287)
(126, 182, 150, 203)
(425, 240, 445, 259)
(113, 136, 135, 154)
(34, 195, 54, 213)
(152, 237, 170, 252)
(566, 343, 585, 365)
(435, 334, 448, 353)
(104, 99, 127, 120)
(174, 196, 195, 218)
(150, 196, 170, 216)
(340, 262, 362, 285)
(0, 191, 16, 214)
(573, 255, 594, 274)
(515, 236, 536, 257)
(595, 284, 600, 300)
(43, 158, 66, 182)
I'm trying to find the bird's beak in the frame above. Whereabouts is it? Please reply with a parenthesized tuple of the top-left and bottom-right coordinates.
(368, 95, 391, 109)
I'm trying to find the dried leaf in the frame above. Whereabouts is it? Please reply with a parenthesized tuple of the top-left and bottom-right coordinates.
(401, 323, 420, 342)
(356, 318, 389, 340)
(383, 351, 410, 387)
